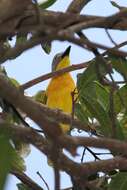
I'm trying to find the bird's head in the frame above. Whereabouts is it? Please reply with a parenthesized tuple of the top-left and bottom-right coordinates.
(52, 46, 71, 71)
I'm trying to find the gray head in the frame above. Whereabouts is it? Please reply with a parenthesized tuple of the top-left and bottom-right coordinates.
(52, 46, 71, 71)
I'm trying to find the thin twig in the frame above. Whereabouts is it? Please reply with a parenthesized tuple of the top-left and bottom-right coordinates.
(105, 29, 117, 46)
(37, 171, 50, 190)
(109, 87, 117, 138)
(85, 147, 100, 160)
(70, 88, 78, 131)
(81, 147, 86, 163)
(51, 146, 60, 190)
(54, 166, 60, 190)
(12, 171, 44, 190)
(20, 62, 89, 90)
(20, 39, 127, 91)
(95, 152, 111, 155)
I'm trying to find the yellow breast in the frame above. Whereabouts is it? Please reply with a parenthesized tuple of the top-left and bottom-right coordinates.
(46, 73, 75, 133)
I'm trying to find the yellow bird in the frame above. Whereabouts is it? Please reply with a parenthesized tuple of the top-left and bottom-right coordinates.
(46, 46, 76, 133)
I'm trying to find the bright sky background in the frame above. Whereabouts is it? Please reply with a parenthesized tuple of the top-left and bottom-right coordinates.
(4, 0, 127, 190)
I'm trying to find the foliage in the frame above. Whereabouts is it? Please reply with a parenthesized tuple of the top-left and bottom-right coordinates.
(17, 183, 31, 190)
(108, 172, 127, 190)
(0, 0, 127, 190)
(0, 135, 13, 190)
(39, 0, 57, 9)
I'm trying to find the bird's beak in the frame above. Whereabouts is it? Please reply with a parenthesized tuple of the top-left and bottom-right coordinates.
(61, 46, 71, 58)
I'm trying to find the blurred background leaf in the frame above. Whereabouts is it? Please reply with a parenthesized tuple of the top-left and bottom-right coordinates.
(0, 135, 13, 190)
(39, 0, 57, 9)
(108, 172, 127, 190)
(17, 183, 31, 190)
(33, 90, 47, 104)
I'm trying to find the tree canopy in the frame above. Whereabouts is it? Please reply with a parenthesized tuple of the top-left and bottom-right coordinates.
(1, 0, 127, 190)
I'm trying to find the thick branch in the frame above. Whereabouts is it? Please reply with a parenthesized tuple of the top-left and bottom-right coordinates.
(61, 155, 127, 177)
(1, 28, 127, 66)
(58, 33, 127, 58)
(1, 122, 127, 178)
(62, 136, 127, 155)
(1, 8, 127, 37)
(1, 122, 127, 161)
(0, 74, 92, 133)
(0, 0, 31, 23)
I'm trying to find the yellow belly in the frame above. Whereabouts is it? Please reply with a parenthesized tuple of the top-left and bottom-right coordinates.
(46, 73, 75, 133)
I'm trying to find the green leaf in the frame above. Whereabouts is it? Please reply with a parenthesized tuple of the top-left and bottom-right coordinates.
(108, 172, 127, 190)
(0, 132, 26, 173)
(77, 81, 124, 138)
(10, 78, 20, 88)
(81, 94, 112, 136)
(119, 113, 127, 139)
(41, 42, 52, 54)
(115, 120, 125, 140)
(78, 81, 112, 135)
(109, 56, 127, 80)
(110, 1, 123, 10)
(17, 183, 31, 190)
(11, 150, 26, 172)
(77, 60, 107, 92)
(75, 103, 89, 124)
(16, 35, 27, 45)
(39, 0, 57, 9)
(77, 61, 97, 90)
(0, 135, 13, 190)
(95, 82, 110, 111)
(13, 139, 31, 158)
(14, 140, 31, 158)
(0, 67, 7, 75)
(34, 90, 47, 104)
(114, 85, 127, 114)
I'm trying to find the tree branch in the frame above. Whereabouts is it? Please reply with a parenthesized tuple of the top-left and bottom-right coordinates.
(1, 7, 127, 37)
(20, 40, 127, 90)
(67, 0, 92, 13)
(1, 121, 127, 179)
(20, 61, 89, 90)
(12, 171, 44, 190)
(0, 74, 93, 134)
(1, 122, 127, 161)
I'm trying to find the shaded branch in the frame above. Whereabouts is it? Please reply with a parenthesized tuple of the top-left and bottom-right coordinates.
(20, 40, 127, 90)
(37, 171, 50, 190)
(1, 122, 127, 161)
(0, 74, 93, 134)
(0, 123, 127, 160)
(60, 155, 127, 178)
(12, 170, 44, 190)
(1, 27, 127, 67)
(20, 61, 89, 90)
(1, 7, 127, 38)
(67, 0, 92, 13)
(1, 121, 127, 179)
(57, 33, 127, 58)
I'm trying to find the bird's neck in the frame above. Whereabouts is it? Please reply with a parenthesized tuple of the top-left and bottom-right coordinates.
(55, 56, 70, 71)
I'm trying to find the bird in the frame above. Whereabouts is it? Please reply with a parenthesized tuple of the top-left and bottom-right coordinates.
(46, 46, 76, 134)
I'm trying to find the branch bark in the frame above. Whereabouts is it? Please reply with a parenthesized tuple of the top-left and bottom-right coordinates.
(0, 7, 127, 37)
(67, 0, 92, 13)
(20, 61, 89, 90)
(1, 122, 127, 179)
(0, 74, 92, 134)
(12, 171, 44, 190)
